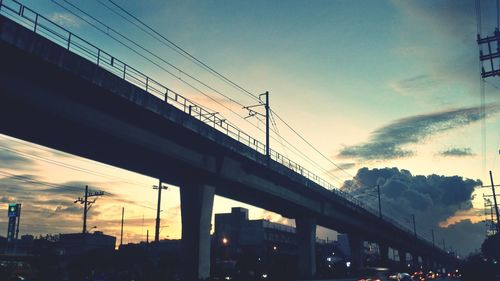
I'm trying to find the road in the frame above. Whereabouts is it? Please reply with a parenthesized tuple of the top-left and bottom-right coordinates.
(309, 278, 459, 281)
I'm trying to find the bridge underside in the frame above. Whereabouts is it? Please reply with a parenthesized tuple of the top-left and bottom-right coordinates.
(0, 14, 456, 279)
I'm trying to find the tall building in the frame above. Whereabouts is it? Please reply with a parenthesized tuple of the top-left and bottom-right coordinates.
(214, 207, 297, 258)
(213, 208, 351, 279)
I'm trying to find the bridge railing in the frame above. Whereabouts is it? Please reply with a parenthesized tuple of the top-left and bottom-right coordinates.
(0, 0, 437, 248)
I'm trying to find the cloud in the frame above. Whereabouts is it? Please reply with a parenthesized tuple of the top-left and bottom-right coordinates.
(260, 210, 294, 226)
(338, 104, 499, 160)
(342, 167, 482, 255)
(0, 195, 15, 203)
(0, 175, 107, 236)
(391, 74, 441, 95)
(439, 147, 475, 157)
(48, 12, 81, 28)
(435, 219, 487, 256)
(391, 0, 498, 99)
(329, 162, 356, 172)
(0, 148, 35, 170)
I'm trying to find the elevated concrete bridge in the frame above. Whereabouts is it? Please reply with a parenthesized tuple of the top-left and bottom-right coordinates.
(0, 1, 457, 279)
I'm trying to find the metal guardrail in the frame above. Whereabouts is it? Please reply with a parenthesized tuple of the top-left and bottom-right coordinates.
(0, 0, 439, 250)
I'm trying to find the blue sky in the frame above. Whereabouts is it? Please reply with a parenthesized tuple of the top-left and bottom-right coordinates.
(0, 0, 499, 255)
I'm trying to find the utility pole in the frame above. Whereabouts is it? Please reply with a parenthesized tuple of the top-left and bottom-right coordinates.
(477, 29, 500, 78)
(377, 184, 382, 218)
(153, 179, 168, 243)
(264, 91, 270, 157)
(74, 185, 104, 234)
(120, 207, 124, 246)
(484, 195, 496, 235)
(412, 214, 417, 237)
(442, 239, 446, 252)
(243, 91, 270, 157)
(431, 229, 435, 249)
(83, 185, 88, 233)
(15, 204, 21, 240)
(489, 171, 500, 232)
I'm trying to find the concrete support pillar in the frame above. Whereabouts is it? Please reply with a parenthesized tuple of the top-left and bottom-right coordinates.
(411, 253, 417, 268)
(180, 182, 215, 281)
(399, 249, 407, 268)
(379, 243, 389, 266)
(414, 254, 422, 268)
(295, 217, 317, 279)
(422, 256, 431, 271)
(348, 234, 364, 271)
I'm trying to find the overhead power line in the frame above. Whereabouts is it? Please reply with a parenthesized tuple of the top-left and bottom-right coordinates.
(54, 0, 246, 109)
(0, 143, 149, 187)
(50, 0, 347, 187)
(0, 169, 157, 211)
(271, 109, 356, 180)
(99, 0, 261, 104)
(84, 0, 356, 185)
(51, 0, 365, 197)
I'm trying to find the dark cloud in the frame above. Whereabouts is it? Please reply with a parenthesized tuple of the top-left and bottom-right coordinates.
(393, 74, 441, 93)
(0, 195, 15, 203)
(0, 148, 35, 170)
(0, 176, 104, 236)
(435, 219, 488, 256)
(338, 104, 499, 160)
(329, 162, 356, 172)
(439, 147, 475, 157)
(342, 167, 482, 255)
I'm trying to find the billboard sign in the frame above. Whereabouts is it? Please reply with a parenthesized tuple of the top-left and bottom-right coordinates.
(8, 203, 19, 218)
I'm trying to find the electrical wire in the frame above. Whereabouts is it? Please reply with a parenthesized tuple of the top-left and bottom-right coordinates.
(90, 0, 355, 187)
(51, 0, 347, 189)
(1, 136, 152, 185)
(0, 143, 148, 187)
(54, 0, 247, 109)
(50, 0, 283, 162)
(0, 169, 157, 211)
(475, 0, 487, 177)
(50, 0, 388, 215)
(269, 110, 288, 158)
(271, 109, 355, 180)
(99, 0, 261, 104)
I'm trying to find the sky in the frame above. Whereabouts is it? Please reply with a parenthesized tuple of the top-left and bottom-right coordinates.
(0, 0, 499, 257)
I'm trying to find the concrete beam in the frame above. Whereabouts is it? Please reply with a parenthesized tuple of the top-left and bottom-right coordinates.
(180, 182, 215, 280)
(296, 217, 317, 279)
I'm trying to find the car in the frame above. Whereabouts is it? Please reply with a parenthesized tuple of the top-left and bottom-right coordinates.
(397, 273, 414, 281)
(389, 273, 414, 281)
(358, 268, 391, 281)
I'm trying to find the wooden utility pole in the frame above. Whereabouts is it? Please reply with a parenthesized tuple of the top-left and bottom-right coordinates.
(74, 185, 104, 233)
(153, 180, 168, 243)
(120, 207, 124, 246)
(489, 171, 500, 232)
(264, 91, 270, 157)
